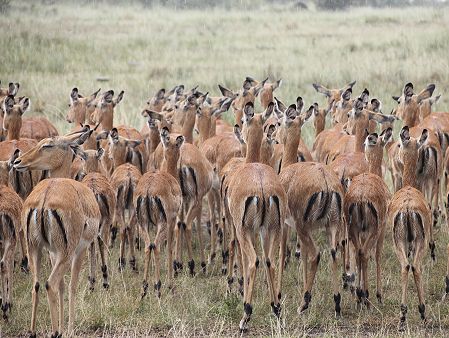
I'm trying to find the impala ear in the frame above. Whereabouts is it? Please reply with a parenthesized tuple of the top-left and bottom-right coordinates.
(218, 84, 235, 98)
(19, 97, 30, 114)
(399, 126, 410, 145)
(284, 104, 297, 123)
(417, 84, 435, 103)
(353, 98, 364, 113)
(233, 124, 245, 144)
(141, 109, 163, 121)
(156, 88, 166, 100)
(103, 90, 114, 104)
(403, 82, 414, 97)
(110, 128, 119, 143)
(75, 127, 93, 146)
(175, 135, 184, 148)
(243, 102, 255, 122)
(392, 96, 400, 103)
(370, 98, 382, 112)
(113, 90, 125, 106)
(8, 82, 19, 96)
(8, 148, 21, 169)
(418, 129, 428, 147)
(265, 124, 276, 139)
(359, 88, 369, 108)
(160, 127, 170, 146)
(253, 78, 268, 96)
(262, 102, 274, 123)
(301, 105, 315, 122)
(296, 96, 304, 113)
(218, 97, 233, 114)
(312, 83, 331, 97)
(70, 144, 87, 161)
(3, 95, 14, 113)
(346, 80, 357, 89)
(380, 127, 393, 145)
(70, 88, 79, 105)
(341, 88, 352, 101)
(91, 88, 101, 98)
(274, 97, 287, 113)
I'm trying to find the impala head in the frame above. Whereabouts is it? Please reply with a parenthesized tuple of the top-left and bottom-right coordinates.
(97, 128, 141, 167)
(241, 101, 273, 162)
(91, 89, 124, 130)
(82, 148, 105, 174)
(66, 87, 101, 124)
(146, 88, 166, 112)
(12, 128, 92, 175)
(195, 97, 232, 139)
(141, 109, 172, 131)
(281, 102, 314, 144)
(392, 83, 435, 127)
(160, 127, 184, 167)
(365, 127, 392, 161)
(399, 126, 428, 188)
(2, 95, 30, 139)
(313, 80, 356, 110)
(259, 79, 282, 109)
(260, 123, 277, 167)
(419, 94, 441, 120)
(312, 102, 328, 136)
(332, 88, 353, 124)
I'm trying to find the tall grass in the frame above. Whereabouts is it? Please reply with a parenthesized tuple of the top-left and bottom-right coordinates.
(1, 2, 449, 337)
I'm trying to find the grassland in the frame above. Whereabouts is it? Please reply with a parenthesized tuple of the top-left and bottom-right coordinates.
(1, 2, 449, 337)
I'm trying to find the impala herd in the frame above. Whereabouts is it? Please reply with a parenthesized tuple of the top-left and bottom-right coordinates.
(0, 78, 448, 336)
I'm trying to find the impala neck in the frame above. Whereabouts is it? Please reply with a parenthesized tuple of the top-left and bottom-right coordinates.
(182, 111, 196, 144)
(354, 125, 365, 153)
(245, 131, 262, 164)
(6, 122, 21, 140)
(281, 125, 301, 170)
(403, 155, 418, 188)
(365, 147, 383, 177)
(161, 155, 179, 182)
(49, 157, 72, 179)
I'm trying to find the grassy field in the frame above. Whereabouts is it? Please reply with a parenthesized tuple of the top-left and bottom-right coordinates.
(1, 1, 449, 337)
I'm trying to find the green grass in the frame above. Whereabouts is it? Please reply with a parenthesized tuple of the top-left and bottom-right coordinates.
(1, 2, 449, 337)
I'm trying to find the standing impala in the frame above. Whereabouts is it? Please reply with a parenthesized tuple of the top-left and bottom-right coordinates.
(134, 128, 183, 298)
(227, 102, 286, 332)
(387, 126, 431, 328)
(12, 128, 101, 337)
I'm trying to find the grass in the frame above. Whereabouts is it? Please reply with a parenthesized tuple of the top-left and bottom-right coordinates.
(1, 2, 449, 337)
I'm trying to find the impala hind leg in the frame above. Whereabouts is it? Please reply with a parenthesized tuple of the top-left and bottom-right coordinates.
(88, 242, 96, 290)
(28, 243, 42, 337)
(261, 230, 281, 318)
(328, 226, 342, 317)
(98, 235, 109, 289)
(68, 243, 89, 336)
(46, 256, 70, 337)
(128, 211, 138, 271)
(236, 230, 257, 332)
(1, 236, 16, 321)
(298, 228, 320, 314)
(412, 241, 426, 321)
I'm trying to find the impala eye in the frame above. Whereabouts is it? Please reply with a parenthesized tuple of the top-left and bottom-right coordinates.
(42, 144, 54, 149)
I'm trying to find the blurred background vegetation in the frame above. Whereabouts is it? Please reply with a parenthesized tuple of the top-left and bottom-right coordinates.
(1, 0, 448, 13)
